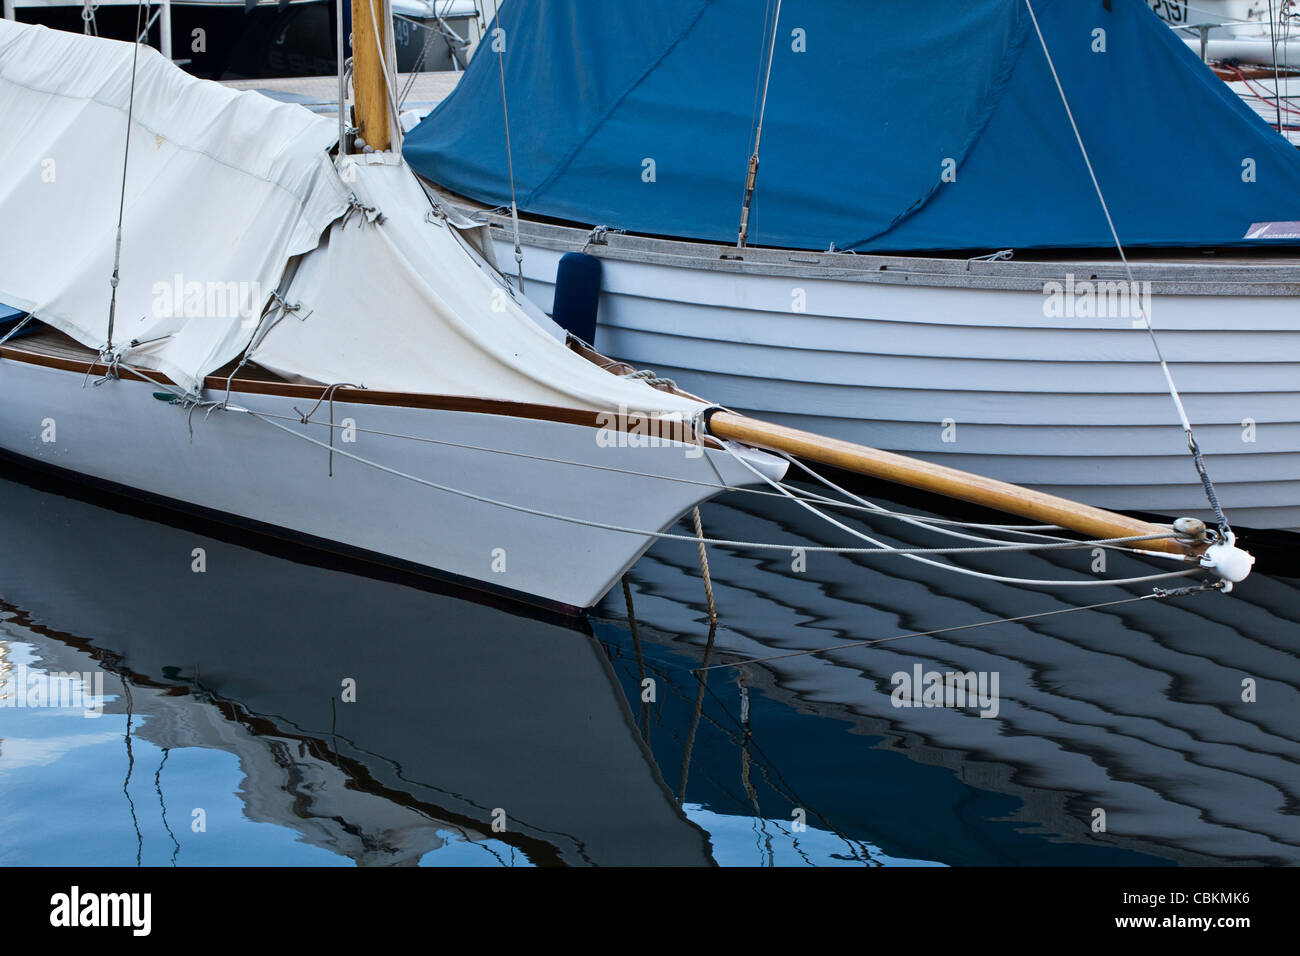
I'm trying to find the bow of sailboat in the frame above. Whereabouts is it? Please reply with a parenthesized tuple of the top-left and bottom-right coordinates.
(0, 5, 1259, 613)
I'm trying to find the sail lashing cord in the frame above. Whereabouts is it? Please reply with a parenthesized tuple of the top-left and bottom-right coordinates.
(291, 381, 363, 477)
(489, 0, 525, 292)
(104, 0, 146, 360)
(81, 0, 98, 37)
(1023, 0, 1231, 541)
(0, 314, 34, 348)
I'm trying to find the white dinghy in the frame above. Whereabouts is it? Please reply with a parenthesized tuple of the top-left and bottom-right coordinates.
(0, 15, 1253, 612)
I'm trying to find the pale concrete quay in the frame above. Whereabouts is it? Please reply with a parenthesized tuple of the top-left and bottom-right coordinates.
(221, 72, 462, 120)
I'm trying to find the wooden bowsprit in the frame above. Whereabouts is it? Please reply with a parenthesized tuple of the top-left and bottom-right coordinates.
(704, 409, 1255, 584)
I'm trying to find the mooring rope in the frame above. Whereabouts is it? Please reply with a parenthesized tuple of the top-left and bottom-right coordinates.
(692, 506, 719, 624)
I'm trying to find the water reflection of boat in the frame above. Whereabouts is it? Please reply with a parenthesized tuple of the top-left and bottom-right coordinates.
(602, 490, 1300, 865)
(0, 463, 714, 866)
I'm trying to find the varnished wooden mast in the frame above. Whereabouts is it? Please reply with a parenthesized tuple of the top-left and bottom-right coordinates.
(351, 0, 391, 151)
(707, 411, 1199, 558)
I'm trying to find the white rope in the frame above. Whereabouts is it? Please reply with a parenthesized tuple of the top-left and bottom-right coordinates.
(118, 366, 1198, 587)
(237, 402, 1196, 585)
(1023, 0, 1231, 538)
(221, 404, 1183, 556)
(0, 314, 34, 348)
(775, 451, 1187, 561)
(713, 434, 1197, 587)
(217, 406, 1155, 548)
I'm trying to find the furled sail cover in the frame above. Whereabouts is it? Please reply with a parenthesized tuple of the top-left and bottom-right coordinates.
(406, 0, 1300, 252)
(249, 155, 707, 418)
(0, 21, 350, 393)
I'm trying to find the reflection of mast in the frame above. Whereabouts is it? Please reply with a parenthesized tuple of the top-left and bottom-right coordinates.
(0, 638, 9, 758)
(0, 638, 12, 703)
(135, 698, 482, 867)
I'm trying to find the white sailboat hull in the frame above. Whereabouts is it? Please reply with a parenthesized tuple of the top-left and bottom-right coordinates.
(488, 221, 1300, 532)
(0, 354, 781, 610)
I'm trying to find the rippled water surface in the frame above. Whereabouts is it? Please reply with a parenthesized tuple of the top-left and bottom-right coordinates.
(1, 463, 1296, 866)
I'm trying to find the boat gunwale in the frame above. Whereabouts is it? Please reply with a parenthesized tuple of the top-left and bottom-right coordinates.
(449, 196, 1300, 295)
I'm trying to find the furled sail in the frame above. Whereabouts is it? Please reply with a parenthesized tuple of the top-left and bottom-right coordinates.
(405, 0, 1300, 252)
(0, 21, 350, 394)
(249, 153, 706, 416)
(0, 21, 704, 418)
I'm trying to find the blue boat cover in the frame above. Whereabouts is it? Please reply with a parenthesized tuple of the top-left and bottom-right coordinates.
(405, 0, 1300, 252)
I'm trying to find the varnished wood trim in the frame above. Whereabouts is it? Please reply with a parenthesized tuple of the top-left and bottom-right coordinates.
(0, 341, 721, 446)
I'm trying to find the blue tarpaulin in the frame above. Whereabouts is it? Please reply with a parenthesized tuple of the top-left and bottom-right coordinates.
(406, 0, 1300, 253)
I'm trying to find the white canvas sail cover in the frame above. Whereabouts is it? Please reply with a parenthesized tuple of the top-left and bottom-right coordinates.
(248, 156, 706, 417)
(0, 21, 703, 419)
(0, 21, 350, 394)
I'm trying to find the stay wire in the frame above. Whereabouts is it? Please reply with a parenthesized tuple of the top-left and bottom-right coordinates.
(1023, 0, 1230, 538)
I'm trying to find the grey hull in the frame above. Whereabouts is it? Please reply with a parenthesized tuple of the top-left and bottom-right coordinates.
(480, 214, 1300, 532)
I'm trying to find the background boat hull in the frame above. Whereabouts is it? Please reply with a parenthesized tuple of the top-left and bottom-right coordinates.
(491, 226, 1300, 533)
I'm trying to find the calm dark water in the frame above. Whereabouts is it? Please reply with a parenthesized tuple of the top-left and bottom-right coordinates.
(1, 462, 1297, 866)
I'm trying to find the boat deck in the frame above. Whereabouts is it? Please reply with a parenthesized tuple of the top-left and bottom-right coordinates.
(221, 73, 461, 121)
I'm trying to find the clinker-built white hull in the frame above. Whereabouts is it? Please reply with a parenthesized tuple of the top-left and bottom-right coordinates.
(483, 216, 1300, 532)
